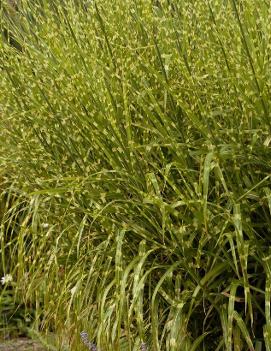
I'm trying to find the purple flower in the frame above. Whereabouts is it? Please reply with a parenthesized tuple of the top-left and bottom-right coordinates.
(140, 342, 148, 351)
(80, 331, 98, 351)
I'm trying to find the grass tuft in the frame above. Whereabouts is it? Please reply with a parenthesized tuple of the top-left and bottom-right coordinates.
(0, 0, 271, 349)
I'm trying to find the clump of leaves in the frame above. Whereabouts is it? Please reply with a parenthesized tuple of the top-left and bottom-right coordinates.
(0, 285, 35, 339)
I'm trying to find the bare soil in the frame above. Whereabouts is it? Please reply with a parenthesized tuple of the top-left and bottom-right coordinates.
(0, 338, 46, 351)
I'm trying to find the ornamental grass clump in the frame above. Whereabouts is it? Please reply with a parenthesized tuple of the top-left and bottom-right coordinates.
(0, 0, 271, 350)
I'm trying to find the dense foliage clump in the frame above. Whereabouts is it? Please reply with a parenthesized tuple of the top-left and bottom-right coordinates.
(0, 0, 271, 350)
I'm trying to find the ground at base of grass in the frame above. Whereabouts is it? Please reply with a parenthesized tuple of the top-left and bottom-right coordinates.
(0, 338, 46, 351)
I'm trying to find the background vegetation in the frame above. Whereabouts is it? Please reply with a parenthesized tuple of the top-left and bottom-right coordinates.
(0, 0, 271, 350)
